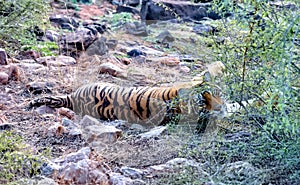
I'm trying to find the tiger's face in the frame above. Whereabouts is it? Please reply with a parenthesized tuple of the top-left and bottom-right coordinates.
(177, 88, 226, 124)
(201, 91, 227, 118)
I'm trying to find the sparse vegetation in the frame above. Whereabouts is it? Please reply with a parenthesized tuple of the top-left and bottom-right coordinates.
(0, 131, 45, 183)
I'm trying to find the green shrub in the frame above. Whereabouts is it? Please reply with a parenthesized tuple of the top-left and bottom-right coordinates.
(0, 131, 45, 183)
(0, 0, 50, 55)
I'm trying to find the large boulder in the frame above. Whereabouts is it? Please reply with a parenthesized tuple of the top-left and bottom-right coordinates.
(140, 0, 223, 24)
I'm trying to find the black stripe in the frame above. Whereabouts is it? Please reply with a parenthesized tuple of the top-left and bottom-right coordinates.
(135, 89, 147, 118)
(145, 90, 154, 118)
(162, 89, 167, 102)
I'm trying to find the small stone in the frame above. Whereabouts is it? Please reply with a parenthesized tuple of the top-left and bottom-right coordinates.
(179, 66, 191, 73)
(127, 49, 146, 57)
(0, 72, 9, 84)
(160, 57, 180, 66)
(99, 62, 127, 78)
(133, 55, 146, 63)
(58, 108, 75, 120)
(47, 122, 66, 137)
(120, 58, 132, 65)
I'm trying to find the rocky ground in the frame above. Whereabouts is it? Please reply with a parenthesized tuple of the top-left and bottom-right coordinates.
(1, 0, 298, 184)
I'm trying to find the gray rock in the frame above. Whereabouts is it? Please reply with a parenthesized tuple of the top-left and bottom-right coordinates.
(79, 115, 122, 144)
(109, 172, 146, 185)
(0, 48, 8, 65)
(35, 56, 76, 66)
(45, 30, 60, 42)
(0, 72, 9, 84)
(121, 166, 144, 179)
(26, 81, 54, 94)
(156, 30, 175, 44)
(141, 0, 223, 24)
(193, 24, 216, 36)
(125, 22, 148, 36)
(99, 62, 127, 78)
(49, 14, 79, 28)
(138, 126, 167, 139)
(86, 37, 108, 56)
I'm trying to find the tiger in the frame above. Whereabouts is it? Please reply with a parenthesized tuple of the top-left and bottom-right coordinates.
(28, 82, 226, 131)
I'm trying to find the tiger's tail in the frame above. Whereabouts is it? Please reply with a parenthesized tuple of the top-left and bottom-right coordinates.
(28, 95, 73, 110)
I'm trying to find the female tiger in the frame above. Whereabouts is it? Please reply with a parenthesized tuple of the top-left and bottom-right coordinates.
(28, 82, 226, 128)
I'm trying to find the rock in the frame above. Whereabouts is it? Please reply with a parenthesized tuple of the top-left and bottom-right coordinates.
(120, 166, 144, 179)
(0, 48, 8, 65)
(160, 57, 180, 66)
(26, 81, 54, 94)
(20, 50, 41, 60)
(269, 1, 296, 10)
(37, 177, 57, 185)
(99, 62, 127, 78)
(53, 147, 91, 165)
(8, 64, 21, 81)
(141, 0, 223, 23)
(156, 30, 175, 45)
(0, 72, 9, 84)
(62, 27, 97, 57)
(116, 0, 140, 7)
(127, 49, 146, 57)
(79, 115, 122, 144)
(120, 57, 132, 65)
(106, 39, 118, 50)
(54, 55, 77, 66)
(116, 5, 140, 14)
(45, 30, 60, 42)
(132, 55, 146, 63)
(49, 14, 79, 29)
(109, 172, 145, 185)
(36, 56, 76, 66)
(61, 23, 76, 31)
(138, 126, 167, 139)
(179, 66, 191, 73)
(61, 118, 82, 136)
(34, 105, 56, 115)
(125, 22, 148, 36)
(47, 122, 66, 137)
(50, 147, 110, 184)
(86, 37, 108, 56)
(16, 62, 47, 71)
(193, 24, 216, 36)
(58, 108, 75, 120)
(224, 161, 258, 181)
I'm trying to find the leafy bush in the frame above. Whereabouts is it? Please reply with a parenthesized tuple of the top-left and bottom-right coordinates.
(161, 1, 299, 184)
(211, 0, 299, 138)
(0, 0, 50, 54)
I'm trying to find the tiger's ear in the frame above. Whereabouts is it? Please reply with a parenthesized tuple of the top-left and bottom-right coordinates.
(202, 91, 223, 111)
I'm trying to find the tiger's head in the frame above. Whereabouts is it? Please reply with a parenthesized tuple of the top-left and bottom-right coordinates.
(177, 87, 227, 126)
